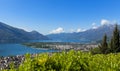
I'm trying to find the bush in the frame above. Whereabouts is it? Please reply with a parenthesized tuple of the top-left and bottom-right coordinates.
(3, 50, 120, 71)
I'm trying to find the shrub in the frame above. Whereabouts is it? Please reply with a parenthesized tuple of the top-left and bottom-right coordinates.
(3, 50, 120, 71)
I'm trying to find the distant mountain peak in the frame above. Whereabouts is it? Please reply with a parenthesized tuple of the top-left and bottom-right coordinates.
(47, 24, 117, 41)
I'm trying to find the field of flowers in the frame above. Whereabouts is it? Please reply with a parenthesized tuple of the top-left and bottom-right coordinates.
(3, 50, 120, 71)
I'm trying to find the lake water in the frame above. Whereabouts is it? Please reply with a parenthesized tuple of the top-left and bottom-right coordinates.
(31, 39, 91, 43)
(0, 39, 90, 57)
(0, 44, 57, 57)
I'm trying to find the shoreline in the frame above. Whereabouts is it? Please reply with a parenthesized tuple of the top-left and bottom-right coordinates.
(23, 42, 98, 51)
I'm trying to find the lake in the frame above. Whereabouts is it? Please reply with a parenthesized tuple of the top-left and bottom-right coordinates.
(31, 39, 91, 43)
(0, 39, 91, 57)
(0, 44, 57, 57)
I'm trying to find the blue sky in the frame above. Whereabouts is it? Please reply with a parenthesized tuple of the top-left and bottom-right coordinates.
(0, 0, 120, 34)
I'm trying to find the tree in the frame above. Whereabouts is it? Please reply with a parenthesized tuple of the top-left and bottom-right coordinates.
(99, 34, 108, 54)
(109, 38, 114, 52)
(111, 24, 120, 52)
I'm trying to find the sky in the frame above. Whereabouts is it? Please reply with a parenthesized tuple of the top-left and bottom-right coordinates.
(0, 0, 120, 35)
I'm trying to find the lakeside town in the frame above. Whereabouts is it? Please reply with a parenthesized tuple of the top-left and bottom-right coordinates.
(23, 42, 98, 51)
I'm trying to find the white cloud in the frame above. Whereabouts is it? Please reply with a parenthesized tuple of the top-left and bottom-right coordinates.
(92, 23, 98, 29)
(49, 27, 64, 34)
(70, 29, 75, 33)
(92, 26, 98, 29)
(76, 28, 86, 32)
(101, 19, 110, 25)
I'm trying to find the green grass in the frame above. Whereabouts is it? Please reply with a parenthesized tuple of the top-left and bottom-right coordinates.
(3, 50, 120, 71)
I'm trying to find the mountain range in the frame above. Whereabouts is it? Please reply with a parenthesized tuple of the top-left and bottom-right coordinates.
(0, 22, 49, 43)
(47, 24, 116, 42)
(0, 21, 118, 43)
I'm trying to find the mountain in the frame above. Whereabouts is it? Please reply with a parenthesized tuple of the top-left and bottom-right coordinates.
(0, 22, 49, 43)
(47, 24, 116, 42)
(29, 31, 49, 40)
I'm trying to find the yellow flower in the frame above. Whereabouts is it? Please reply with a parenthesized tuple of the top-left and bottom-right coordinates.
(38, 58, 47, 64)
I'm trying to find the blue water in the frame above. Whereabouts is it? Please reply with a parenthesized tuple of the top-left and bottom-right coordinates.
(31, 39, 91, 43)
(0, 44, 57, 57)
(0, 39, 91, 57)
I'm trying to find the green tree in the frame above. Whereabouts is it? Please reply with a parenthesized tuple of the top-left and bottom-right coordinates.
(99, 34, 108, 54)
(111, 24, 120, 52)
(109, 38, 114, 52)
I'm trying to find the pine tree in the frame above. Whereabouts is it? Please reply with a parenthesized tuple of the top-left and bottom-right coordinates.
(109, 38, 114, 52)
(112, 24, 120, 52)
(99, 34, 108, 54)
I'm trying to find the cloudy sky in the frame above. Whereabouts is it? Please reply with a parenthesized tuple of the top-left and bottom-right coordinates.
(0, 0, 120, 34)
